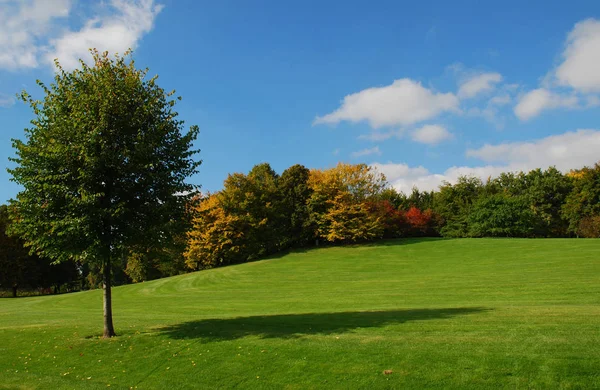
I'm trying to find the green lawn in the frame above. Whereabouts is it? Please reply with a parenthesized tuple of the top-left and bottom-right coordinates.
(1, 238, 600, 389)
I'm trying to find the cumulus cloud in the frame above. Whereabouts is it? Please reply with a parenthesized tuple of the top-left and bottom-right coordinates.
(314, 79, 459, 128)
(466, 129, 600, 170)
(514, 18, 600, 120)
(372, 162, 507, 193)
(411, 124, 452, 145)
(0, 0, 162, 71)
(372, 129, 600, 193)
(0, 0, 71, 69)
(351, 146, 382, 158)
(457, 72, 502, 99)
(47, 0, 163, 70)
(514, 88, 578, 120)
(555, 19, 600, 93)
(371, 162, 442, 192)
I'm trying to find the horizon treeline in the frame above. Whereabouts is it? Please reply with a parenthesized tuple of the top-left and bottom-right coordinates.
(184, 161, 600, 270)
(2, 161, 600, 295)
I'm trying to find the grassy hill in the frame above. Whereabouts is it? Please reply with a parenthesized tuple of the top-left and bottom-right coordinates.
(1, 238, 599, 389)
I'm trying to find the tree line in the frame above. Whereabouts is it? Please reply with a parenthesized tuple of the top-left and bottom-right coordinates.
(184, 161, 600, 270)
(4, 160, 600, 295)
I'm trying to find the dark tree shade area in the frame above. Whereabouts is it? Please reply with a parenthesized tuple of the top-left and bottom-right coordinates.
(0, 205, 79, 297)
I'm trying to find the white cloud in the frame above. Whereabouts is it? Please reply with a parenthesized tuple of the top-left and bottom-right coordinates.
(371, 162, 437, 192)
(372, 162, 507, 193)
(489, 93, 511, 106)
(411, 124, 452, 145)
(314, 79, 459, 128)
(0, 0, 71, 69)
(514, 88, 578, 120)
(458, 72, 502, 99)
(358, 129, 404, 142)
(555, 19, 600, 93)
(373, 129, 600, 193)
(467, 84, 518, 129)
(466, 129, 600, 170)
(0, 93, 15, 108)
(513, 18, 600, 120)
(351, 146, 382, 158)
(586, 95, 600, 107)
(0, 0, 162, 71)
(47, 0, 163, 70)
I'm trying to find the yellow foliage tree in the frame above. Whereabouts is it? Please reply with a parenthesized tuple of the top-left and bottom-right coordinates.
(184, 194, 246, 269)
(308, 163, 386, 243)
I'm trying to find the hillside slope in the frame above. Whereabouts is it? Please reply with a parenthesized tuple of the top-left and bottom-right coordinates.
(1, 238, 599, 389)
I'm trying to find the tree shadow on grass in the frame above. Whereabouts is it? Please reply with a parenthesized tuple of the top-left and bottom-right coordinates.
(262, 237, 455, 261)
(157, 307, 490, 341)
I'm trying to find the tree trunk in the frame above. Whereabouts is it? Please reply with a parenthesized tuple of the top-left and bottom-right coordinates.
(12, 285, 17, 298)
(102, 256, 116, 338)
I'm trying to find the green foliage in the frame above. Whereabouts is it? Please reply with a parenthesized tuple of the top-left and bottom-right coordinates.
(186, 161, 600, 270)
(434, 176, 483, 237)
(8, 50, 200, 334)
(489, 167, 573, 236)
(9, 50, 200, 265)
(185, 163, 393, 268)
(401, 188, 436, 211)
(278, 164, 313, 248)
(468, 194, 538, 237)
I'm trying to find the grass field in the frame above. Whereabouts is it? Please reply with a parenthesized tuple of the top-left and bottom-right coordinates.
(1, 238, 599, 389)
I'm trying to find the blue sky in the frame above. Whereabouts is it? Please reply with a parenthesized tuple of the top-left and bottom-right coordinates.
(1, 0, 600, 202)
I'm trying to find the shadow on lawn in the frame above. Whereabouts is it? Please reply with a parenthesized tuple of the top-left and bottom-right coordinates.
(158, 307, 490, 341)
(262, 237, 454, 261)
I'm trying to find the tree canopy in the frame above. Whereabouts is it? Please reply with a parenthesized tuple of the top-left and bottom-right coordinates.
(8, 50, 201, 337)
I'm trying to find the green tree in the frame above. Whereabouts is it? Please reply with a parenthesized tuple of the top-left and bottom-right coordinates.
(489, 168, 573, 236)
(8, 50, 200, 337)
(218, 164, 281, 259)
(468, 194, 538, 237)
(434, 176, 483, 237)
(278, 164, 312, 248)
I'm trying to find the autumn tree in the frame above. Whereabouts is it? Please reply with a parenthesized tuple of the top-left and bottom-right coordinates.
(562, 163, 600, 236)
(8, 50, 200, 337)
(185, 194, 246, 269)
(308, 163, 386, 243)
